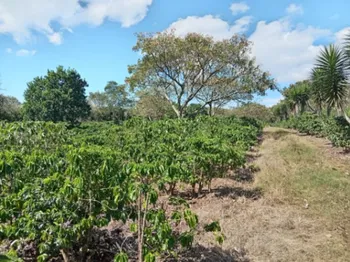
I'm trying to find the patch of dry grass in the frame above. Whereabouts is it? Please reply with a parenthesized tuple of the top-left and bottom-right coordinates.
(191, 127, 350, 262)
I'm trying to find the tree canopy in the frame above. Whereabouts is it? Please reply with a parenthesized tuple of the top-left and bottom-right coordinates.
(132, 90, 176, 120)
(127, 31, 275, 118)
(23, 66, 91, 125)
(0, 94, 22, 121)
(232, 102, 274, 122)
(89, 81, 134, 122)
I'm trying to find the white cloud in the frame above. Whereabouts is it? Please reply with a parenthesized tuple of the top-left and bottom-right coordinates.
(167, 15, 253, 40)
(286, 4, 303, 15)
(249, 18, 332, 83)
(16, 49, 37, 56)
(48, 32, 63, 45)
(0, 0, 153, 44)
(230, 2, 250, 15)
(5, 48, 12, 53)
(335, 27, 350, 47)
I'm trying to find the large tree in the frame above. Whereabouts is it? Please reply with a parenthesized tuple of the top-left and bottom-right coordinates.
(133, 90, 176, 120)
(89, 81, 133, 122)
(127, 32, 274, 118)
(23, 66, 91, 125)
(0, 94, 22, 121)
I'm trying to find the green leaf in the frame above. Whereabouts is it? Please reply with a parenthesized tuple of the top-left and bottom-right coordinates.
(179, 232, 194, 248)
(204, 221, 221, 232)
(215, 232, 225, 245)
(144, 252, 156, 262)
(114, 252, 128, 262)
(0, 255, 14, 262)
(130, 223, 137, 233)
(183, 209, 198, 229)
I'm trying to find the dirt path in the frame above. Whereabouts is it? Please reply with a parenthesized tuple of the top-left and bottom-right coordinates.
(191, 127, 350, 262)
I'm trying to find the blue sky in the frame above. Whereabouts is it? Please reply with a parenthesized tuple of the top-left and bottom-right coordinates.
(0, 0, 349, 106)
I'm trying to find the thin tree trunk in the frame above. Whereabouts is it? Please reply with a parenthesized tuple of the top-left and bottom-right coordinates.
(60, 249, 70, 262)
(162, 92, 181, 118)
(137, 194, 142, 262)
(208, 103, 215, 116)
(344, 112, 350, 124)
(340, 104, 350, 124)
(139, 195, 149, 262)
(306, 101, 316, 114)
(191, 183, 196, 197)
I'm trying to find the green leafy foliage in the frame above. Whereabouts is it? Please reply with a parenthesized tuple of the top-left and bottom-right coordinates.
(22, 66, 91, 126)
(0, 95, 22, 122)
(127, 32, 274, 118)
(89, 81, 134, 123)
(204, 221, 221, 232)
(0, 116, 261, 261)
(278, 113, 350, 149)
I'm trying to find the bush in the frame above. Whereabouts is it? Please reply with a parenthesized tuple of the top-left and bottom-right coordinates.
(278, 113, 350, 150)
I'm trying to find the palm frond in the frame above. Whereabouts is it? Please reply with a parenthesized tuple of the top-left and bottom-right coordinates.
(315, 45, 348, 108)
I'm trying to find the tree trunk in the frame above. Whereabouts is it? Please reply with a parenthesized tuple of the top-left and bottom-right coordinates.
(327, 106, 332, 117)
(336, 107, 342, 117)
(162, 92, 181, 118)
(178, 108, 185, 118)
(137, 194, 143, 262)
(208, 103, 214, 116)
(295, 104, 299, 116)
(191, 183, 196, 197)
(340, 104, 350, 124)
(344, 112, 350, 124)
(60, 249, 70, 262)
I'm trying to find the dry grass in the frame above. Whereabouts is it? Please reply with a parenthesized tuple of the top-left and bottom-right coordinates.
(190, 127, 350, 262)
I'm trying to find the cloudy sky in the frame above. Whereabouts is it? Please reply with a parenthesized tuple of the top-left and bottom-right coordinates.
(0, 0, 349, 106)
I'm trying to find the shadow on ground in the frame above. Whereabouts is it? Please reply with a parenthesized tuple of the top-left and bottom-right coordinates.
(230, 165, 261, 183)
(264, 129, 291, 140)
(213, 186, 262, 200)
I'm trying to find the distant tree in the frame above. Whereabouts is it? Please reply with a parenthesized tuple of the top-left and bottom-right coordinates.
(23, 66, 91, 125)
(127, 32, 274, 118)
(283, 81, 311, 116)
(133, 91, 176, 120)
(89, 81, 133, 122)
(271, 101, 289, 121)
(232, 102, 274, 122)
(88, 91, 110, 121)
(0, 94, 22, 121)
(310, 68, 326, 115)
(184, 103, 208, 119)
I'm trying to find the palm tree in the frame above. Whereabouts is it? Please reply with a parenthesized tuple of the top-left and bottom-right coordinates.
(283, 81, 311, 115)
(315, 44, 350, 123)
(310, 68, 326, 114)
(345, 32, 350, 108)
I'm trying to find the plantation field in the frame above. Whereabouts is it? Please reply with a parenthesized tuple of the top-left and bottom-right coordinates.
(1, 119, 350, 261)
(0, 117, 262, 261)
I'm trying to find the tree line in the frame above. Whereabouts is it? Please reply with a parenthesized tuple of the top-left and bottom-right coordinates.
(272, 31, 350, 122)
(1, 31, 275, 125)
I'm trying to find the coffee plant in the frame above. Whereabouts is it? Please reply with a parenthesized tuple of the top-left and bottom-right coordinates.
(0, 116, 261, 261)
(278, 113, 350, 150)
